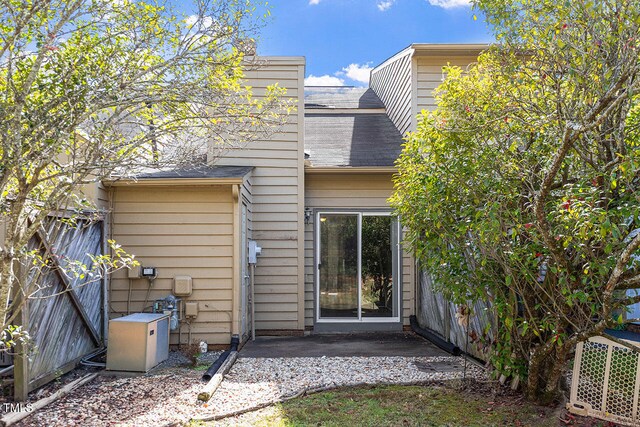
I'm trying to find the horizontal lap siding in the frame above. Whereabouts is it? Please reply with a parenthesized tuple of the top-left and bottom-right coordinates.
(110, 185, 235, 345)
(213, 58, 305, 331)
(416, 56, 479, 113)
(304, 173, 415, 327)
(370, 51, 413, 135)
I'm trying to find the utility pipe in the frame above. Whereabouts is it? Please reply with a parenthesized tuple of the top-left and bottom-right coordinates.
(410, 315, 461, 356)
(202, 335, 239, 382)
(250, 263, 256, 341)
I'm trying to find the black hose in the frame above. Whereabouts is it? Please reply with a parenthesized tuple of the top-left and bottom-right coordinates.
(202, 336, 240, 381)
(410, 315, 462, 356)
(80, 347, 107, 368)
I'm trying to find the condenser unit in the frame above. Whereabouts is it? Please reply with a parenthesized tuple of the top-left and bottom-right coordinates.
(568, 333, 640, 426)
(106, 313, 169, 372)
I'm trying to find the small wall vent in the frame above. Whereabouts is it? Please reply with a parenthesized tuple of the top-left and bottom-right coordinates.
(173, 276, 192, 296)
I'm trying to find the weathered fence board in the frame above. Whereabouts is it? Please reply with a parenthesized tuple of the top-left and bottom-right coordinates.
(20, 216, 105, 396)
(417, 269, 494, 362)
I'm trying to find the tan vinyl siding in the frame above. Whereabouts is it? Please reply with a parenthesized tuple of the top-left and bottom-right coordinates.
(415, 55, 479, 114)
(242, 174, 253, 240)
(303, 173, 415, 327)
(109, 185, 236, 345)
(78, 182, 109, 211)
(370, 50, 413, 135)
(213, 57, 306, 332)
(71, 133, 109, 210)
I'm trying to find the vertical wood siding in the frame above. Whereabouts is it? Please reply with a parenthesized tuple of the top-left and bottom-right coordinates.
(370, 51, 413, 135)
(303, 173, 415, 327)
(110, 185, 236, 345)
(213, 58, 306, 331)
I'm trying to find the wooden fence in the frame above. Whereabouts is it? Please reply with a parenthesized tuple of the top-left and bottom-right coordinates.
(13, 215, 106, 400)
(416, 269, 494, 362)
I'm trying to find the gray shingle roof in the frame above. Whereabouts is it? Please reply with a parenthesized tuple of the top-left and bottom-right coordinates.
(304, 113, 403, 167)
(134, 165, 253, 180)
(304, 87, 385, 109)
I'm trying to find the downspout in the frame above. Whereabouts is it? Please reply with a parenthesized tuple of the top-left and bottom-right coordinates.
(231, 184, 240, 336)
(109, 186, 116, 320)
(202, 335, 239, 381)
(198, 335, 240, 402)
(251, 263, 256, 341)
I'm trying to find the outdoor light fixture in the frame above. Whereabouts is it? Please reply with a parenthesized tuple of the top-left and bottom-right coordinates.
(304, 207, 312, 224)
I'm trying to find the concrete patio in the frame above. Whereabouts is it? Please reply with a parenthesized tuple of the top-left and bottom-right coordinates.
(238, 332, 449, 358)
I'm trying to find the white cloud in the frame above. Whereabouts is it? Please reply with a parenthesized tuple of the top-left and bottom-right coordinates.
(309, 0, 321, 4)
(186, 15, 198, 26)
(304, 74, 345, 86)
(426, 0, 471, 9)
(185, 15, 213, 28)
(377, 0, 395, 11)
(341, 63, 373, 84)
(305, 63, 373, 87)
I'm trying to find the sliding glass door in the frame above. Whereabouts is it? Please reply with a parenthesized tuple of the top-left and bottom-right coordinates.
(317, 212, 400, 323)
(318, 214, 359, 318)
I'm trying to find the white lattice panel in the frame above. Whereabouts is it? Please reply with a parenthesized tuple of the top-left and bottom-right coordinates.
(569, 336, 640, 426)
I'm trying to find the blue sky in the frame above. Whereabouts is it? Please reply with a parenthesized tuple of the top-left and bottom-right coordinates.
(254, 0, 494, 86)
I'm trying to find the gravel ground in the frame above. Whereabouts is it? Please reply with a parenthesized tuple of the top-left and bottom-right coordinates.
(14, 354, 484, 427)
(155, 350, 224, 371)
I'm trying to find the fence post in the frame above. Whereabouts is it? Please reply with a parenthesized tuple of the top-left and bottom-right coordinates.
(101, 219, 108, 345)
(444, 301, 451, 343)
(13, 294, 29, 401)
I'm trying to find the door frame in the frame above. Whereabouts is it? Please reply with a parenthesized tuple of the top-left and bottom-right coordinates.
(314, 209, 402, 326)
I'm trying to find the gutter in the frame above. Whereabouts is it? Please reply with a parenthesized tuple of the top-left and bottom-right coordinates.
(103, 177, 245, 187)
(410, 43, 489, 57)
(304, 166, 397, 174)
(304, 108, 387, 114)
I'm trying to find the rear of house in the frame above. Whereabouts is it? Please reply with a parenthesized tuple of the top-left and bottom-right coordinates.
(106, 57, 306, 346)
(303, 87, 411, 332)
(105, 44, 485, 348)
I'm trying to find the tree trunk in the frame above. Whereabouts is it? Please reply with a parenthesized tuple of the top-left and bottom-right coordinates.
(526, 343, 569, 404)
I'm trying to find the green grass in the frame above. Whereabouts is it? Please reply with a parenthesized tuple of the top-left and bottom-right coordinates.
(191, 363, 210, 371)
(206, 384, 558, 427)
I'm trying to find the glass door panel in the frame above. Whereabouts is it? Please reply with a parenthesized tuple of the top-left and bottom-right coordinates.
(361, 215, 394, 318)
(319, 214, 358, 318)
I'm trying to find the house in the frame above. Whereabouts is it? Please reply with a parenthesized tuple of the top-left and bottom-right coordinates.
(104, 44, 486, 347)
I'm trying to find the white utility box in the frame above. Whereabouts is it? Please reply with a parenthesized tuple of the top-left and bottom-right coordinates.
(106, 313, 169, 372)
(249, 240, 262, 264)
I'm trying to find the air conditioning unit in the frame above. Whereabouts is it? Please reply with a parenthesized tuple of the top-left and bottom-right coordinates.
(106, 313, 170, 372)
(568, 334, 640, 426)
